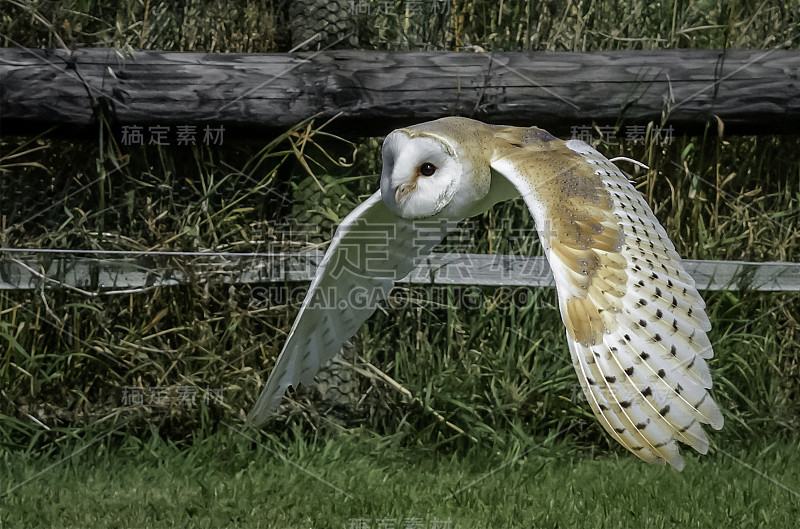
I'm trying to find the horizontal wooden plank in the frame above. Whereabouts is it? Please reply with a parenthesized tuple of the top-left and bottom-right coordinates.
(2, 48, 799, 137)
(1, 253, 798, 293)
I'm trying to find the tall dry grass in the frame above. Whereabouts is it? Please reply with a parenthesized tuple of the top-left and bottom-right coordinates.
(0, 0, 798, 458)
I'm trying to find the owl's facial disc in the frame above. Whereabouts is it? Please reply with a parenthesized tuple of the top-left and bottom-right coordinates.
(380, 131, 461, 219)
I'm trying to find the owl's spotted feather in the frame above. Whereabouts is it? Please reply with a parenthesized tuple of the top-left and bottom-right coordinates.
(491, 131, 722, 468)
(248, 117, 722, 470)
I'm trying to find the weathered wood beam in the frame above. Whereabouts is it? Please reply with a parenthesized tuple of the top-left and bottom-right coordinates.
(2, 254, 798, 293)
(2, 47, 799, 137)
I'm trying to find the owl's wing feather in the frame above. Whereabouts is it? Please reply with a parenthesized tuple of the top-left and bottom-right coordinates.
(247, 191, 450, 426)
(490, 132, 723, 470)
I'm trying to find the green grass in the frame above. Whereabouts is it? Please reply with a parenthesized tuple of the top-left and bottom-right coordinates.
(2, 429, 799, 528)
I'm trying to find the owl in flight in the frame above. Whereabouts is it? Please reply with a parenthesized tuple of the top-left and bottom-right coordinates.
(248, 117, 723, 470)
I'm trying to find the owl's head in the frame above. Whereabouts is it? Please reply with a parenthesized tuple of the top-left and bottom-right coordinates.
(379, 129, 463, 219)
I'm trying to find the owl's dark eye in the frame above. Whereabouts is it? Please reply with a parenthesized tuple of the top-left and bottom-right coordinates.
(419, 162, 437, 176)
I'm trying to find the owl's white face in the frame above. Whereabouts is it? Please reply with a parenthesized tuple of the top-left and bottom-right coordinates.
(380, 130, 462, 219)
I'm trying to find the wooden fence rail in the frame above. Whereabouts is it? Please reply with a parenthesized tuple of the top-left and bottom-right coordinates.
(2, 254, 799, 293)
(2, 47, 799, 137)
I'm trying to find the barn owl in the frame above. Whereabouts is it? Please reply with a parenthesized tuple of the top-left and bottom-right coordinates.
(248, 117, 723, 470)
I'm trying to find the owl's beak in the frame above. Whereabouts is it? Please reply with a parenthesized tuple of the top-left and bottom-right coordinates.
(395, 183, 417, 204)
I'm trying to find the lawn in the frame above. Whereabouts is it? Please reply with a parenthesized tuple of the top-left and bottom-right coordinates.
(2, 428, 798, 528)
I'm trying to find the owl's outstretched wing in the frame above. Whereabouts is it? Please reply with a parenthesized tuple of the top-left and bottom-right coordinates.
(490, 129, 723, 470)
(247, 191, 450, 426)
